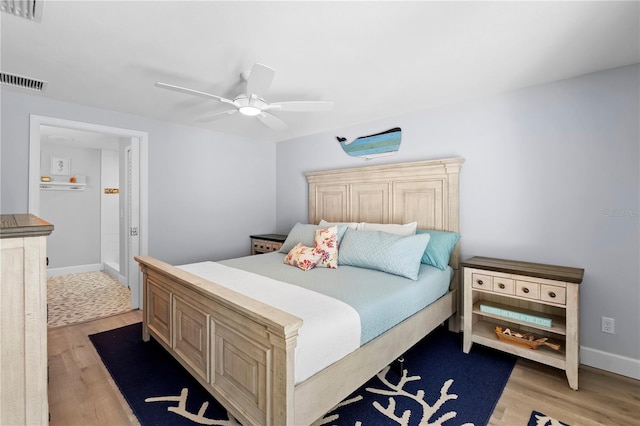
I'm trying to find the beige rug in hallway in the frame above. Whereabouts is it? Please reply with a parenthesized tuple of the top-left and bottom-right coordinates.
(47, 271, 131, 328)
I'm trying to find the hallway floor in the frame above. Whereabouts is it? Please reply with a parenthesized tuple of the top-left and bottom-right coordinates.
(47, 271, 131, 328)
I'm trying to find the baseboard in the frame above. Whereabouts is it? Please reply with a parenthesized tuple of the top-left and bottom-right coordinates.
(580, 346, 640, 380)
(47, 263, 102, 277)
(103, 262, 128, 287)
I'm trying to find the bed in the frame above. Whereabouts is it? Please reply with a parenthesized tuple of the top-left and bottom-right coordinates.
(135, 156, 464, 425)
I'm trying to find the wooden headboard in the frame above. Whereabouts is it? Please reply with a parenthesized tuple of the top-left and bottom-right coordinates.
(305, 157, 464, 270)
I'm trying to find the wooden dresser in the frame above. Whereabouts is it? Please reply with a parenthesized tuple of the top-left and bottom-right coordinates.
(1, 214, 53, 425)
(462, 256, 583, 390)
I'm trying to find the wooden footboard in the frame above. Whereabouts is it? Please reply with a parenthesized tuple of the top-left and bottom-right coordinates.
(136, 256, 302, 425)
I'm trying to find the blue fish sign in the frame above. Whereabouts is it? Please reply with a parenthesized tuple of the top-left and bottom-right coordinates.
(336, 127, 401, 160)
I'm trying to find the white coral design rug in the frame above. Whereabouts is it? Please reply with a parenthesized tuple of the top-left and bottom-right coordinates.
(528, 410, 569, 426)
(90, 323, 516, 426)
(47, 271, 131, 328)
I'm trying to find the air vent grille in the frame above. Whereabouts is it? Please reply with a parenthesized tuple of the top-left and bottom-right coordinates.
(1, 0, 42, 21)
(0, 72, 48, 92)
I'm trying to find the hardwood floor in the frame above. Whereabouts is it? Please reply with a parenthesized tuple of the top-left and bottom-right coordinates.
(489, 358, 639, 425)
(48, 310, 142, 426)
(48, 311, 639, 426)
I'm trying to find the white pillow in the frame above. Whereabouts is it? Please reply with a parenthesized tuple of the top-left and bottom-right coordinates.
(319, 219, 358, 229)
(357, 221, 417, 236)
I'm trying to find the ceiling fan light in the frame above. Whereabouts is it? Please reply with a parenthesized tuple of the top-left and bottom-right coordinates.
(238, 106, 261, 116)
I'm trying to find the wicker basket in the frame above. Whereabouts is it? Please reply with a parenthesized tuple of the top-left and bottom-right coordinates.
(494, 326, 561, 351)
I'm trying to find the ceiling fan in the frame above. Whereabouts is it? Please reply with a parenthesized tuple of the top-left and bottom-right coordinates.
(155, 63, 334, 131)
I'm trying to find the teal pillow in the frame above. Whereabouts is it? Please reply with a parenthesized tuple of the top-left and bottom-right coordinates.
(338, 228, 430, 280)
(279, 223, 348, 253)
(416, 229, 461, 270)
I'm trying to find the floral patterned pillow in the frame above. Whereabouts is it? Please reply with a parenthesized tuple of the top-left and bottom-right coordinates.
(284, 243, 319, 271)
(314, 226, 339, 268)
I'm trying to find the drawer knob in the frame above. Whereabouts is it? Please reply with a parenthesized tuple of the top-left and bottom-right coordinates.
(523, 287, 530, 294)
(477, 279, 484, 285)
(548, 291, 556, 298)
(498, 283, 505, 289)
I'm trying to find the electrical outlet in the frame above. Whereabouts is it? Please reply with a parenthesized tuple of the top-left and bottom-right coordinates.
(601, 316, 615, 334)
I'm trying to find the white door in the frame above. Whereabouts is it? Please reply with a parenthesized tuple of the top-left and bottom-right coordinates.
(126, 142, 141, 309)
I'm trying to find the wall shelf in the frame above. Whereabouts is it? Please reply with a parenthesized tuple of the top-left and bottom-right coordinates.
(40, 181, 86, 191)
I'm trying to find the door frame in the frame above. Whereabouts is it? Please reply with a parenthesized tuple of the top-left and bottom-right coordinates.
(28, 115, 148, 309)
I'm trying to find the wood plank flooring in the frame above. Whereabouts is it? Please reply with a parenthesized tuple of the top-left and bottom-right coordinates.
(48, 311, 639, 425)
(48, 310, 142, 426)
(489, 358, 639, 425)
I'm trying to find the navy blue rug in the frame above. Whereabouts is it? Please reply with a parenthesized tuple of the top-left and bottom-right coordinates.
(89, 323, 232, 426)
(90, 323, 515, 425)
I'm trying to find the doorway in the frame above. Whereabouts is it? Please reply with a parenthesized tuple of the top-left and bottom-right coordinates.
(28, 115, 148, 309)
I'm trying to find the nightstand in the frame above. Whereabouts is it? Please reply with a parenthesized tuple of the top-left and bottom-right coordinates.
(461, 256, 583, 390)
(250, 234, 287, 255)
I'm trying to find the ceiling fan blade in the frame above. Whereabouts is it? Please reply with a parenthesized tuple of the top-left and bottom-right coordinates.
(155, 82, 236, 106)
(195, 109, 238, 123)
(257, 112, 287, 131)
(246, 63, 275, 97)
(267, 100, 334, 112)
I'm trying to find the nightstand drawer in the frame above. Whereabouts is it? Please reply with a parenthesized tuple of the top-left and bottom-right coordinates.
(250, 234, 286, 255)
(516, 280, 540, 300)
(492, 277, 514, 295)
(253, 240, 281, 253)
(265, 241, 282, 252)
(541, 284, 566, 305)
(252, 240, 267, 252)
(472, 273, 492, 290)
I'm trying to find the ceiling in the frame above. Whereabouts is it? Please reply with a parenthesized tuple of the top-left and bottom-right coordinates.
(40, 125, 121, 150)
(2, 1, 639, 143)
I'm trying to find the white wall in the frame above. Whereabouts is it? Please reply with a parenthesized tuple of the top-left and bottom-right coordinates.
(40, 143, 102, 269)
(101, 148, 119, 266)
(2, 64, 637, 379)
(1, 89, 277, 264)
(276, 65, 640, 378)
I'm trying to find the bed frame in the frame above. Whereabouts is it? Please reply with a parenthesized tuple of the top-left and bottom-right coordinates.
(135, 157, 464, 425)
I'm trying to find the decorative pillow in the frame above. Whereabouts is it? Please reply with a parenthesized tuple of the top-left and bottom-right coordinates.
(357, 221, 418, 236)
(279, 223, 348, 253)
(338, 228, 430, 280)
(314, 226, 338, 268)
(416, 229, 461, 270)
(318, 220, 351, 244)
(283, 243, 319, 271)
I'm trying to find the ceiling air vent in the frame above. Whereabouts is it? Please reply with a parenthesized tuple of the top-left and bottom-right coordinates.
(0, 72, 48, 92)
(1, 0, 43, 22)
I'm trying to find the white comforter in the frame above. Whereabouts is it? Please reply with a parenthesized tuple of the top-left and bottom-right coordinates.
(177, 262, 361, 384)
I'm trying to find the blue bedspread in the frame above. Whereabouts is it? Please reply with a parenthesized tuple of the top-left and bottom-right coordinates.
(220, 252, 452, 345)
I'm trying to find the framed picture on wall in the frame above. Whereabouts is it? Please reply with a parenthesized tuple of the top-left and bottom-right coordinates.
(51, 156, 71, 176)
